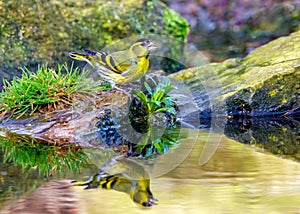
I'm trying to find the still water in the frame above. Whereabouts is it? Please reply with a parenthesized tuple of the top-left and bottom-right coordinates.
(1, 129, 300, 213)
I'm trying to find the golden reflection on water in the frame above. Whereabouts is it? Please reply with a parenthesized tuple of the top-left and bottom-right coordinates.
(73, 129, 300, 214)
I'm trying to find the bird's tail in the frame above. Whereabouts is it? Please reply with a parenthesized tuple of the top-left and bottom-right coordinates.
(69, 52, 92, 62)
(72, 174, 126, 189)
(71, 180, 88, 186)
(71, 174, 101, 189)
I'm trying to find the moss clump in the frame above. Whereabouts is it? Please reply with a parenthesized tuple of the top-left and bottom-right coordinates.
(0, 63, 102, 118)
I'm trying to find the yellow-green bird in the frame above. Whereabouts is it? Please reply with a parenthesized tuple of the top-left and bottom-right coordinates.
(69, 38, 158, 88)
(72, 156, 158, 207)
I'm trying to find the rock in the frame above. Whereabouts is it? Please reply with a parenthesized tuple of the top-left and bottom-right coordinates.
(169, 31, 300, 118)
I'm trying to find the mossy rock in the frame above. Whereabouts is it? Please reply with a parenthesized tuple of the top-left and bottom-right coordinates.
(169, 31, 300, 117)
(0, 0, 189, 88)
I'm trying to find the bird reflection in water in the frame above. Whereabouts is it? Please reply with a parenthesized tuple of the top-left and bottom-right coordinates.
(72, 156, 158, 207)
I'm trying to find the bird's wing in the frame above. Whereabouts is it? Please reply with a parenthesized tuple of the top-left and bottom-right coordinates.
(119, 60, 139, 78)
(97, 50, 138, 80)
(110, 50, 134, 72)
(99, 157, 150, 180)
(83, 49, 127, 74)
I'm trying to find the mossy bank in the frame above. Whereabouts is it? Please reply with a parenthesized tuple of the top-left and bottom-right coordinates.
(170, 30, 300, 118)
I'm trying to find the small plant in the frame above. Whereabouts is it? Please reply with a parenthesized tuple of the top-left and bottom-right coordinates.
(129, 77, 183, 157)
(134, 127, 181, 158)
(0, 63, 104, 118)
(95, 77, 183, 157)
(133, 76, 181, 118)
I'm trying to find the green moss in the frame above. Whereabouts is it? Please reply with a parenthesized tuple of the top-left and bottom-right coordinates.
(244, 31, 300, 66)
(0, 63, 103, 118)
(251, 71, 300, 113)
(268, 90, 277, 97)
(161, 4, 189, 42)
(222, 58, 241, 69)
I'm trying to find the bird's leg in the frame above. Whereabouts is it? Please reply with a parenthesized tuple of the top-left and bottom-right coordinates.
(127, 143, 133, 157)
(107, 81, 131, 97)
(114, 86, 132, 97)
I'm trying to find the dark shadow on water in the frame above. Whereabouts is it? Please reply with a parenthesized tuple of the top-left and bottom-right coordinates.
(224, 117, 300, 161)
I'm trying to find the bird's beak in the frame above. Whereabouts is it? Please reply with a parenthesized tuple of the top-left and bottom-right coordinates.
(147, 41, 159, 51)
(149, 197, 158, 205)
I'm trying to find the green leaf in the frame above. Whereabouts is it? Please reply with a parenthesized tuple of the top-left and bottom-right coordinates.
(135, 134, 149, 152)
(155, 107, 176, 115)
(152, 89, 164, 101)
(144, 82, 153, 95)
(153, 141, 164, 153)
(145, 145, 153, 157)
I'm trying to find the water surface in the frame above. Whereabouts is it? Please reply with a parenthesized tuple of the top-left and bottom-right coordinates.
(72, 130, 300, 213)
(1, 127, 300, 213)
